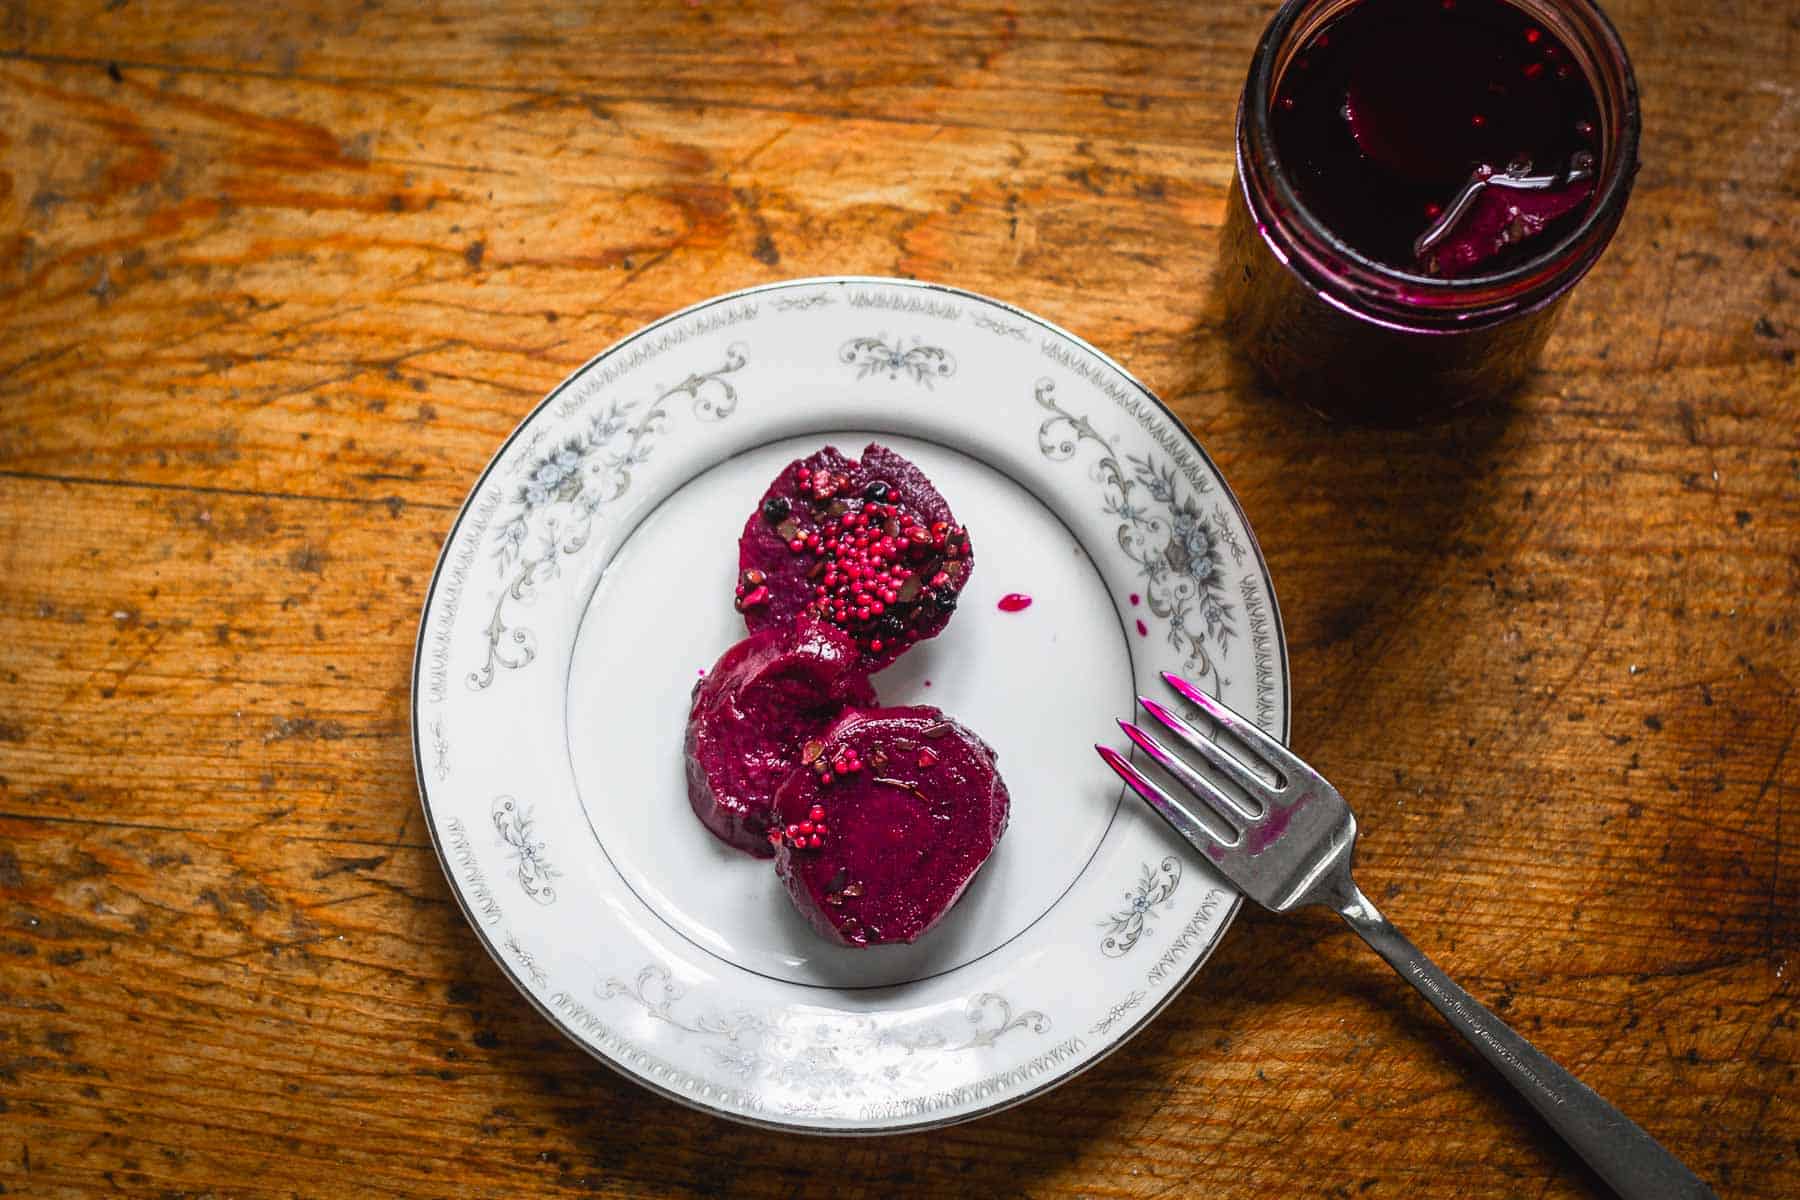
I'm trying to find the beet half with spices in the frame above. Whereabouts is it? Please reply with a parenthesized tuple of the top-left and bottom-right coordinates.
(736, 444, 973, 672)
(772, 706, 1010, 947)
(685, 619, 876, 857)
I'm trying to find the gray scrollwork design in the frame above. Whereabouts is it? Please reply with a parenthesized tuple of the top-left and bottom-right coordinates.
(1036, 378, 1238, 685)
(492, 795, 558, 906)
(470, 346, 748, 690)
(1101, 857, 1182, 957)
(839, 335, 957, 388)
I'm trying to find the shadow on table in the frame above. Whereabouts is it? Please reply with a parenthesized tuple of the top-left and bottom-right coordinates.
(1193, 904, 1613, 1196)
(1164, 327, 1533, 793)
(1200, 343, 1524, 696)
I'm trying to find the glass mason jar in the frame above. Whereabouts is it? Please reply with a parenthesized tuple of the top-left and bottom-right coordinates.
(1218, 0, 1641, 424)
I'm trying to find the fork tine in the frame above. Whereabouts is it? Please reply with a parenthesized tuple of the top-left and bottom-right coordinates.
(1117, 718, 1260, 824)
(1137, 696, 1280, 808)
(1161, 672, 1309, 785)
(1096, 744, 1238, 849)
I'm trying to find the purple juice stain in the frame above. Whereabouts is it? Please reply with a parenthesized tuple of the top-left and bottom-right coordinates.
(1241, 794, 1300, 856)
(1271, 0, 1601, 276)
(1136, 619, 1149, 637)
(997, 592, 1033, 613)
(1129, 593, 1140, 606)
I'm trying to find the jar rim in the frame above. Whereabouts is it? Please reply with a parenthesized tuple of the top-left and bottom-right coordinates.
(1239, 0, 1641, 321)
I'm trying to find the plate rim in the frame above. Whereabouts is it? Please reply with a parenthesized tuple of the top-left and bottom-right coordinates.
(410, 274, 1291, 1134)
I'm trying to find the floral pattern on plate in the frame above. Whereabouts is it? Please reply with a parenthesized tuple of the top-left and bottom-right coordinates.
(414, 277, 1287, 1133)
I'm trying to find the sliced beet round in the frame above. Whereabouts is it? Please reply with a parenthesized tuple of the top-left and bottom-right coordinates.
(737, 443, 973, 672)
(772, 706, 1009, 947)
(685, 619, 877, 858)
(1420, 174, 1596, 278)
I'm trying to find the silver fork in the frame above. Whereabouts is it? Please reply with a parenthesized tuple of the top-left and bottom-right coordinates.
(1098, 672, 1718, 1200)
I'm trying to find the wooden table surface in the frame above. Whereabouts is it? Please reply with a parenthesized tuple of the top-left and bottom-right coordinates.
(2, 1, 1795, 1196)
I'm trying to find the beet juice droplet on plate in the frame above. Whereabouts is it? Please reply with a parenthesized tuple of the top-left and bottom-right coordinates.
(1269, 0, 1601, 277)
(997, 593, 1033, 613)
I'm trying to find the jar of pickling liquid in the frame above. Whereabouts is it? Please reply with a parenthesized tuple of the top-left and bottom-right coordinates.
(1218, 0, 1641, 424)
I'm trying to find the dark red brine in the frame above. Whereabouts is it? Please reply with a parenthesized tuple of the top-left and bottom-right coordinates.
(1272, 0, 1601, 277)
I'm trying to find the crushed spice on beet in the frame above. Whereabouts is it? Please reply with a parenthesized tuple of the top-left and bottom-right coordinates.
(737, 444, 973, 671)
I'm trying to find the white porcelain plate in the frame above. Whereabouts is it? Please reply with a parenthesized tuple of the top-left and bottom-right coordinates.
(413, 276, 1289, 1133)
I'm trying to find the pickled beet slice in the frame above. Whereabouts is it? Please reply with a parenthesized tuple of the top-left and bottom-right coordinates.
(737, 444, 972, 672)
(1418, 175, 1595, 277)
(685, 620, 876, 858)
(772, 706, 1009, 947)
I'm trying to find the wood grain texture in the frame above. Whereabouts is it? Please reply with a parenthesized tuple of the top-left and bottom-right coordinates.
(1, 1, 1795, 1197)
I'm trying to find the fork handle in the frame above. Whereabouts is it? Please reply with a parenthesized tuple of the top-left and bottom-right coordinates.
(1336, 883, 1718, 1200)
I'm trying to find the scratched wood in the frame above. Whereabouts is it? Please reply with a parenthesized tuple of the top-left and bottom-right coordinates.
(1, 1, 1795, 1197)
